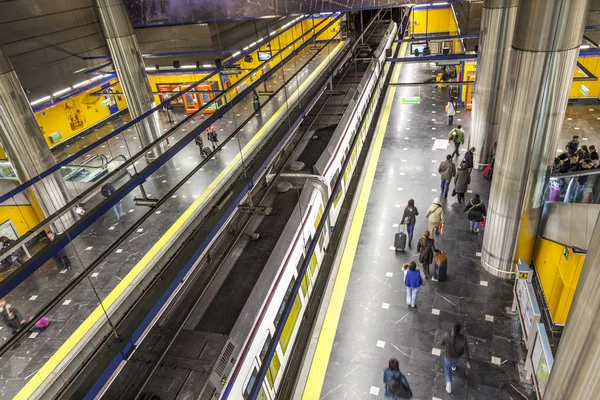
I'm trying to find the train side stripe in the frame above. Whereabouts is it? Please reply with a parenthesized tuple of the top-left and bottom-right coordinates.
(301, 42, 407, 399)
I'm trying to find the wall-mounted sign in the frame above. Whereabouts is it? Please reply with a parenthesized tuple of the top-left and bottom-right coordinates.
(101, 98, 113, 107)
(580, 84, 589, 97)
(49, 132, 62, 143)
(222, 65, 243, 75)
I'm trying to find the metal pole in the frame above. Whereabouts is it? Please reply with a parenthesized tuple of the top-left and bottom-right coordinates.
(469, 0, 518, 168)
(96, 0, 164, 159)
(481, 0, 590, 278)
(0, 46, 76, 231)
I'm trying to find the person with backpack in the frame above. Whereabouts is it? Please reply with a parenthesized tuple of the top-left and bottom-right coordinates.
(194, 134, 209, 157)
(448, 124, 465, 160)
(47, 231, 72, 269)
(207, 126, 218, 150)
(417, 230, 437, 279)
(101, 182, 126, 220)
(454, 162, 471, 203)
(0, 298, 26, 334)
(383, 358, 412, 398)
(0, 236, 27, 269)
(404, 261, 423, 309)
(401, 199, 419, 249)
(426, 198, 444, 234)
(438, 155, 456, 199)
(445, 97, 456, 125)
(440, 323, 471, 394)
(464, 193, 487, 233)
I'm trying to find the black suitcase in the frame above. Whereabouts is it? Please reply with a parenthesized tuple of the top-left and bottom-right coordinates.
(434, 261, 447, 281)
(394, 226, 407, 252)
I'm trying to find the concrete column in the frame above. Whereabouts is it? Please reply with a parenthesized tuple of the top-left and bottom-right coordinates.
(481, 0, 590, 278)
(470, 0, 517, 168)
(544, 217, 600, 399)
(0, 47, 76, 231)
(96, 0, 163, 157)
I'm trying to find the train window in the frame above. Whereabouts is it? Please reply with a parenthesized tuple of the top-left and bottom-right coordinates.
(314, 205, 324, 230)
(318, 233, 325, 253)
(304, 234, 312, 256)
(295, 255, 305, 274)
(243, 367, 258, 399)
(274, 278, 296, 328)
(258, 332, 281, 389)
(280, 294, 302, 354)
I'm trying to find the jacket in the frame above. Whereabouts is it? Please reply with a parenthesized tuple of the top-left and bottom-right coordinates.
(454, 168, 471, 193)
(464, 150, 474, 168)
(404, 269, 422, 288)
(426, 204, 444, 223)
(383, 368, 401, 397)
(207, 129, 218, 142)
(565, 140, 579, 156)
(417, 237, 437, 264)
(464, 199, 487, 221)
(195, 135, 204, 147)
(448, 128, 465, 144)
(402, 206, 419, 225)
(438, 160, 457, 180)
(440, 332, 470, 361)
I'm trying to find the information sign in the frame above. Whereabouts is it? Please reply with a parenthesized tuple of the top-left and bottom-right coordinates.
(401, 96, 420, 105)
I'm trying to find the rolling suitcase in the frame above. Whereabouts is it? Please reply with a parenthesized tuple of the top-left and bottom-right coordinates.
(395, 226, 407, 252)
(433, 250, 447, 281)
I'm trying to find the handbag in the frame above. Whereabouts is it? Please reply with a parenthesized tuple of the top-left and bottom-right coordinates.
(439, 222, 444, 234)
(481, 218, 486, 229)
(389, 375, 413, 399)
(402, 216, 411, 225)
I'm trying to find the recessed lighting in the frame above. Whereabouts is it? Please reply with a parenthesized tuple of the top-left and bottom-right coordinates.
(73, 80, 91, 88)
(52, 87, 72, 97)
(203, 64, 212, 68)
(30, 96, 51, 105)
(580, 44, 591, 49)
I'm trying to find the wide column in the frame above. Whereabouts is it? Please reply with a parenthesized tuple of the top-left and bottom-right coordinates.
(544, 217, 600, 399)
(0, 47, 76, 231)
(96, 0, 163, 157)
(481, 0, 589, 278)
(470, 0, 517, 168)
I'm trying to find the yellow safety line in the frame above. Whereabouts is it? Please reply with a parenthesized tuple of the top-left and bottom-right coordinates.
(16, 41, 344, 400)
(302, 42, 407, 400)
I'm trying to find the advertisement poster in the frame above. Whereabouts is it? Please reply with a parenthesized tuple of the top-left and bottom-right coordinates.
(126, 0, 402, 26)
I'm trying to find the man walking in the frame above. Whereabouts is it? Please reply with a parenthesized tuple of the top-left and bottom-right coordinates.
(101, 182, 126, 220)
(47, 231, 72, 270)
(446, 97, 456, 125)
(448, 124, 465, 160)
(565, 135, 579, 157)
(464, 147, 476, 172)
(440, 323, 471, 394)
(438, 155, 456, 199)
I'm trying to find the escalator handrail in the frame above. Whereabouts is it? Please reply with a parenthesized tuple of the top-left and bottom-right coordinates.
(549, 168, 600, 179)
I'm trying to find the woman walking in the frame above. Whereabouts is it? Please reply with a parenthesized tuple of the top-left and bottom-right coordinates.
(426, 198, 444, 234)
(464, 193, 487, 233)
(401, 199, 419, 248)
(417, 230, 437, 279)
(404, 261, 423, 308)
(454, 162, 471, 203)
(383, 358, 412, 398)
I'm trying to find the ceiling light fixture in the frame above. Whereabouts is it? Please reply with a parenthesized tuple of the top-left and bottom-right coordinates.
(30, 96, 51, 106)
(73, 80, 91, 88)
(52, 87, 72, 97)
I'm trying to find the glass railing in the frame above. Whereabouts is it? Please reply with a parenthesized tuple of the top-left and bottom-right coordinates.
(546, 169, 600, 204)
(0, 14, 345, 399)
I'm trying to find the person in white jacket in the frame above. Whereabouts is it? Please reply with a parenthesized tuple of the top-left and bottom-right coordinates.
(446, 98, 456, 125)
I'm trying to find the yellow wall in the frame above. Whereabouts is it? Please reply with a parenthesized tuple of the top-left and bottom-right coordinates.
(410, 7, 462, 53)
(570, 57, 600, 98)
(0, 17, 340, 159)
(533, 237, 585, 324)
(35, 78, 126, 148)
(0, 205, 42, 236)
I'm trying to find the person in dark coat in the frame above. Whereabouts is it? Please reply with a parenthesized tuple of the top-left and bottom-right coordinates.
(464, 147, 475, 172)
(46, 232, 71, 269)
(454, 162, 471, 203)
(440, 323, 471, 394)
(404, 261, 423, 308)
(401, 199, 419, 249)
(565, 135, 579, 156)
(0, 298, 26, 334)
(463, 194, 487, 233)
(417, 230, 436, 279)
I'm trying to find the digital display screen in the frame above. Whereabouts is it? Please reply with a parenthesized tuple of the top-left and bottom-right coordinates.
(258, 51, 272, 61)
(411, 43, 426, 54)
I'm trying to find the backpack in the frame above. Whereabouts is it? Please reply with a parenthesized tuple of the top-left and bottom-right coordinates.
(388, 374, 412, 399)
(195, 136, 203, 146)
